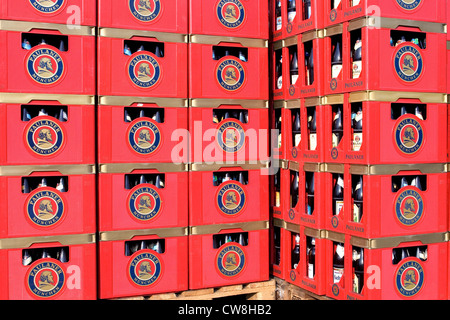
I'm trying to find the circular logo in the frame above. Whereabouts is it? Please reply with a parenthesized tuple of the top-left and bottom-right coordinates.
(216, 181, 247, 216)
(290, 270, 297, 281)
(331, 216, 339, 229)
(331, 147, 339, 160)
(216, 120, 245, 153)
(330, 78, 338, 91)
(128, 250, 163, 287)
(393, 44, 423, 83)
(289, 85, 296, 96)
(127, 185, 162, 222)
(128, 52, 162, 89)
(286, 22, 293, 34)
(332, 284, 340, 296)
(289, 209, 296, 220)
(127, 119, 162, 155)
(26, 259, 66, 299)
(396, 0, 422, 11)
(394, 116, 424, 155)
(216, 0, 245, 29)
(26, 46, 65, 85)
(395, 187, 424, 227)
(29, 0, 65, 14)
(129, 0, 162, 22)
(329, 9, 337, 22)
(395, 258, 425, 298)
(25, 188, 65, 228)
(216, 244, 246, 278)
(216, 58, 246, 92)
(291, 147, 298, 159)
(25, 117, 65, 157)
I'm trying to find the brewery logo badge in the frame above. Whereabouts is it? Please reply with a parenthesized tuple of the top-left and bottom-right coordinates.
(128, 250, 163, 287)
(26, 259, 66, 299)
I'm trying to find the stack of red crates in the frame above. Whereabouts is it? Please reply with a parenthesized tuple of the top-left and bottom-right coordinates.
(0, 1, 97, 300)
(270, 0, 450, 300)
(96, 0, 190, 299)
(188, 0, 270, 290)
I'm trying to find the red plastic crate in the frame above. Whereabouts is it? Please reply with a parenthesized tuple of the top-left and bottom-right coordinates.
(97, 29, 188, 99)
(270, 218, 288, 280)
(0, 0, 97, 26)
(284, 31, 324, 99)
(297, 226, 326, 296)
(344, 164, 448, 239)
(0, 22, 95, 96)
(346, 233, 448, 300)
(0, 94, 95, 166)
(323, 23, 346, 96)
(188, 222, 269, 290)
(98, 0, 188, 34)
(97, 97, 188, 165)
(282, 222, 301, 287)
(98, 228, 188, 299)
(98, 164, 188, 232)
(0, 234, 97, 300)
(339, 18, 447, 94)
(189, 163, 269, 227)
(343, 91, 448, 165)
(283, 161, 301, 224)
(189, 100, 269, 163)
(189, 36, 268, 101)
(189, 0, 268, 39)
(341, 0, 447, 25)
(0, 165, 96, 239)
(284, 102, 302, 162)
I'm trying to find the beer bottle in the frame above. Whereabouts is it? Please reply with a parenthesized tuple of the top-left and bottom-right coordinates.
(333, 174, 344, 216)
(352, 37, 362, 79)
(56, 177, 66, 193)
(290, 50, 299, 85)
(22, 38, 32, 50)
(332, 106, 343, 148)
(331, 40, 342, 79)
(59, 247, 68, 263)
(306, 46, 314, 85)
(124, 109, 132, 122)
(333, 242, 345, 284)
(292, 233, 300, 269)
(238, 50, 247, 62)
(352, 105, 363, 151)
(274, 171, 281, 207)
(415, 246, 427, 261)
(58, 108, 68, 122)
(352, 175, 363, 223)
(155, 175, 164, 189)
(22, 107, 32, 122)
(238, 233, 247, 246)
(307, 237, 316, 279)
(276, 111, 282, 148)
(411, 176, 422, 191)
(306, 172, 315, 215)
(276, 0, 282, 31)
(308, 108, 317, 150)
(287, 0, 296, 24)
(293, 110, 301, 147)
(59, 40, 66, 52)
(23, 178, 30, 194)
(39, 177, 48, 188)
(274, 227, 281, 265)
(23, 250, 32, 266)
(137, 45, 145, 52)
(40, 38, 47, 45)
(352, 247, 364, 294)
(153, 111, 162, 123)
(124, 44, 132, 56)
(39, 108, 48, 116)
(276, 52, 283, 90)
(351, 0, 361, 6)
(414, 106, 424, 120)
(139, 175, 147, 185)
(155, 45, 162, 58)
(239, 111, 246, 124)
(291, 171, 299, 208)
(303, 0, 311, 20)
(41, 248, 51, 259)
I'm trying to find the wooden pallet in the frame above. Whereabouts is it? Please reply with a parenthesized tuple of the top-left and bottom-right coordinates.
(116, 279, 276, 301)
(275, 277, 332, 301)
